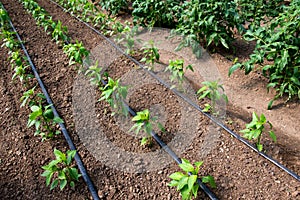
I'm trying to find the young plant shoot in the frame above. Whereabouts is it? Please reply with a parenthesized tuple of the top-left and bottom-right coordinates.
(140, 39, 160, 70)
(168, 159, 216, 200)
(165, 59, 193, 90)
(197, 80, 228, 115)
(240, 112, 276, 151)
(99, 77, 128, 116)
(41, 149, 81, 190)
(130, 109, 153, 146)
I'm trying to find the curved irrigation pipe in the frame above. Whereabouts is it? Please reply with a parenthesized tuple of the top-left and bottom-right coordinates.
(0, 4, 100, 200)
(49, 0, 300, 182)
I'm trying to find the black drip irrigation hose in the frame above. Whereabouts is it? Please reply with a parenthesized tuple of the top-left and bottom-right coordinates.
(0, 4, 100, 200)
(49, 0, 300, 183)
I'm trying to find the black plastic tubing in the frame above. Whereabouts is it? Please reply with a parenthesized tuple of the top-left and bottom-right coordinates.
(0, 3, 100, 200)
(50, 0, 300, 183)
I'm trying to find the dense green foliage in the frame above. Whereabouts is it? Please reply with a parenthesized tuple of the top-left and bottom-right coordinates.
(174, 0, 243, 49)
(230, 0, 300, 108)
(132, 0, 182, 27)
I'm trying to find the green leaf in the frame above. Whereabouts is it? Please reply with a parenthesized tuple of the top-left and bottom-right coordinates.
(44, 109, 54, 119)
(54, 149, 66, 161)
(30, 105, 40, 112)
(69, 168, 80, 181)
(257, 143, 263, 151)
(202, 175, 216, 188)
(70, 181, 75, 188)
(188, 175, 197, 190)
(53, 116, 64, 123)
(60, 179, 67, 190)
(58, 171, 66, 180)
(269, 130, 276, 142)
(169, 172, 184, 181)
(179, 162, 194, 173)
(140, 137, 148, 146)
(228, 63, 241, 76)
(192, 184, 199, 198)
(50, 179, 59, 190)
(168, 180, 179, 187)
(177, 176, 188, 191)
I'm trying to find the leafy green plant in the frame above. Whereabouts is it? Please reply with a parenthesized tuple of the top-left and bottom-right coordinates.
(99, 77, 128, 116)
(140, 40, 160, 70)
(63, 40, 90, 65)
(132, 0, 182, 28)
(27, 99, 64, 141)
(174, 0, 243, 49)
(168, 159, 216, 200)
(1, 30, 19, 50)
(229, 1, 300, 109)
(51, 20, 69, 44)
(41, 149, 81, 190)
(99, 0, 129, 16)
(165, 59, 193, 90)
(197, 80, 228, 114)
(84, 61, 103, 87)
(129, 109, 154, 146)
(20, 86, 36, 107)
(237, 0, 285, 30)
(240, 112, 276, 151)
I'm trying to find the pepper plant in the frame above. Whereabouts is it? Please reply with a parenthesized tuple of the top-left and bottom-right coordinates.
(197, 80, 228, 114)
(99, 77, 128, 116)
(130, 109, 153, 146)
(168, 159, 216, 200)
(41, 149, 81, 190)
(165, 59, 193, 90)
(240, 112, 276, 151)
(27, 95, 64, 141)
(174, 0, 243, 49)
(140, 40, 160, 70)
(229, 1, 300, 109)
(63, 40, 90, 66)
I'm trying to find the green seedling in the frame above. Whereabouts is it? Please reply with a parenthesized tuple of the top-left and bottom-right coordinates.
(27, 100, 64, 141)
(51, 20, 69, 44)
(197, 80, 228, 115)
(41, 149, 81, 190)
(20, 87, 45, 107)
(9, 50, 30, 83)
(168, 159, 216, 200)
(63, 40, 90, 65)
(240, 112, 276, 151)
(130, 109, 153, 146)
(165, 59, 193, 90)
(140, 39, 160, 70)
(84, 61, 103, 87)
(1, 31, 19, 50)
(99, 77, 128, 116)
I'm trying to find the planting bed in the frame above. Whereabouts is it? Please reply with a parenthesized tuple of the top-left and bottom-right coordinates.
(0, 0, 299, 199)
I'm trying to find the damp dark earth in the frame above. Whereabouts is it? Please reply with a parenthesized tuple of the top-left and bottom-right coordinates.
(0, 0, 300, 200)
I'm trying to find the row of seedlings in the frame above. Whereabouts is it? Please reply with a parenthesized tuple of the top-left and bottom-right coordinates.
(0, 4, 81, 191)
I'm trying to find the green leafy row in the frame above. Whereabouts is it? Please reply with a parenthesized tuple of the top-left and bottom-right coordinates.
(0, 4, 80, 191)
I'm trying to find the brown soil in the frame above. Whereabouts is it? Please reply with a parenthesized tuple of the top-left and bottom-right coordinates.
(0, 0, 299, 200)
